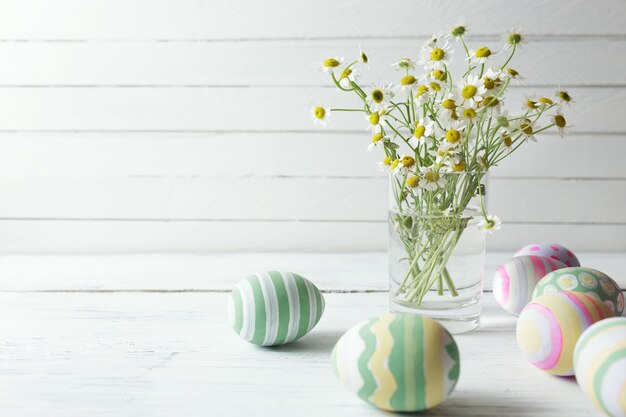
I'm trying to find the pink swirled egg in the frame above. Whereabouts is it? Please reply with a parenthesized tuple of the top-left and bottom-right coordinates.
(492, 255, 565, 316)
(514, 243, 580, 267)
(516, 291, 614, 376)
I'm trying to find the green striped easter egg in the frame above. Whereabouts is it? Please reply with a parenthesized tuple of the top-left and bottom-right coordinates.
(574, 317, 626, 417)
(331, 313, 460, 412)
(227, 271, 325, 346)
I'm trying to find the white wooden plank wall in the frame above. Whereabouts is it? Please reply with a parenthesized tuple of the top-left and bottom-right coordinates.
(0, 0, 624, 253)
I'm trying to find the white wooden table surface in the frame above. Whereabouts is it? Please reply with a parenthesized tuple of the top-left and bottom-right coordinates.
(1, 252, 624, 417)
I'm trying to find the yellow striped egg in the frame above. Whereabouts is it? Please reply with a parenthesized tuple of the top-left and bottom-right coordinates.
(331, 313, 460, 412)
(227, 271, 325, 346)
(517, 291, 614, 376)
(574, 317, 626, 417)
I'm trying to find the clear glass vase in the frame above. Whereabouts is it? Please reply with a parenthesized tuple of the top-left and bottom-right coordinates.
(388, 171, 487, 333)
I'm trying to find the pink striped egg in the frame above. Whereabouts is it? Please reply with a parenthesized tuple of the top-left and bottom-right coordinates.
(516, 291, 614, 376)
(492, 256, 565, 316)
(514, 243, 580, 267)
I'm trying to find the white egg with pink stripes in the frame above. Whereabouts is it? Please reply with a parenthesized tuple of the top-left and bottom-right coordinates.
(492, 255, 566, 315)
(514, 242, 580, 267)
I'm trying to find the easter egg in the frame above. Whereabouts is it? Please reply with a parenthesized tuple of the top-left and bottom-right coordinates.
(493, 255, 566, 316)
(227, 271, 325, 346)
(516, 291, 614, 376)
(331, 313, 459, 412)
(533, 267, 624, 316)
(574, 317, 626, 417)
(514, 243, 580, 267)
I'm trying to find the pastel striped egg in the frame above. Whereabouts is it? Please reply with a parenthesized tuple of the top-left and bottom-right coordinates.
(516, 291, 614, 376)
(493, 255, 565, 316)
(227, 271, 325, 346)
(331, 313, 459, 412)
(574, 317, 626, 417)
(533, 267, 624, 316)
(514, 242, 580, 267)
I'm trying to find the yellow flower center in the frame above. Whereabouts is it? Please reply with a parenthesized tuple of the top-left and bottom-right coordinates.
(323, 58, 340, 68)
(371, 89, 384, 103)
(483, 77, 495, 90)
(416, 85, 429, 97)
(506, 68, 519, 77)
(452, 161, 466, 172)
(538, 97, 553, 105)
(558, 90, 572, 102)
(461, 85, 477, 99)
(483, 96, 499, 107)
(475, 47, 492, 58)
(430, 47, 445, 61)
(424, 170, 440, 182)
(446, 129, 461, 143)
(526, 99, 539, 109)
(406, 176, 419, 188)
(503, 135, 513, 147)
(340, 68, 352, 79)
(390, 159, 400, 170)
(554, 114, 566, 128)
(401, 75, 416, 86)
(507, 33, 522, 45)
(450, 26, 466, 37)
(414, 125, 426, 138)
(520, 120, 533, 135)
(369, 112, 380, 125)
(463, 108, 476, 119)
(429, 82, 441, 92)
(401, 156, 415, 168)
(432, 69, 447, 81)
(313, 106, 326, 120)
(442, 98, 456, 110)
(383, 156, 392, 166)
(371, 133, 383, 143)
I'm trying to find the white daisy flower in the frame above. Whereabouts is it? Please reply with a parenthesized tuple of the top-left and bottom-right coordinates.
(318, 57, 344, 73)
(458, 105, 479, 123)
(555, 88, 574, 106)
(442, 119, 466, 145)
(467, 47, 498, 64)
(367, 133, 385, 151)
(365, 110, 387, 133)
(396, 74, 418, 94)
(414, 84, 432, 104)
(499, 131, 514, 153)
(391, 58, 416, 71)
(358, 45, 369, 66)
(522, 94, 540, 112)
(367, 84, 394, 112)
(459, 75, 487, 106)
(429, 142, 461, 166)
(515, 118, 538, 142)
(419, 166, 448, 190)
(409, 119, 434, 147)
(310, 105, 330, 126)
(552, 108, 570, 137)
(449, 20, 468, 39)
(377, 156, 392, 171)
(504, 67, 525, 85)
(503, 28, 525, 50)
(395, 155, 416, 173)
(478, 215, 502, 234)
(482, 68, 503, 93)
(418, 37, 454, 70)
(338, 67, 360, 88)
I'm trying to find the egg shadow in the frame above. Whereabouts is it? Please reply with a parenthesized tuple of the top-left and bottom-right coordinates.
(262, 331, 344, 354)
(418, 389, 552, 417)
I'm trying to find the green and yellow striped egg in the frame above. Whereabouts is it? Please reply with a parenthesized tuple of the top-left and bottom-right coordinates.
(533, 267, 624, 316)
(227, 271, 325, 346)
(574, 317, 626, 417)
(331, 313, 460, 412)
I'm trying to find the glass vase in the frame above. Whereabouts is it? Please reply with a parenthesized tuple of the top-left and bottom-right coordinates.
(388, 171, 487, 333)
